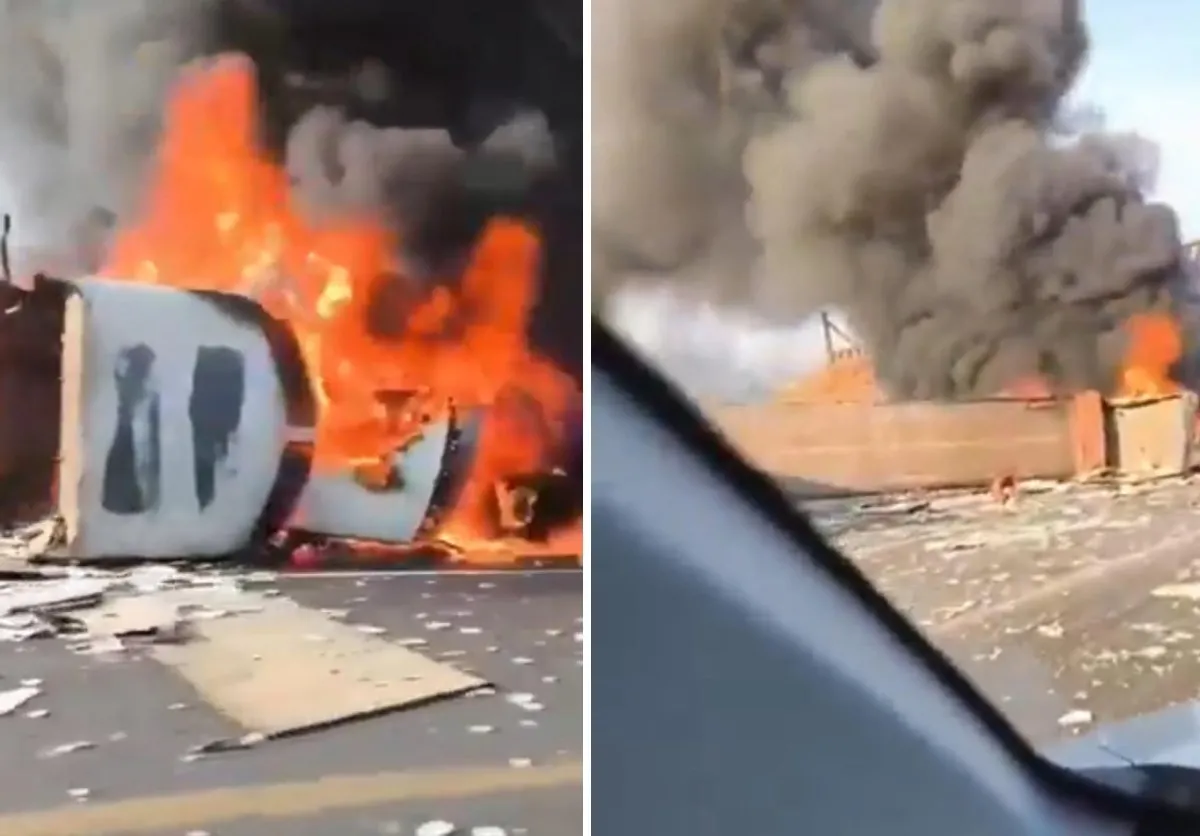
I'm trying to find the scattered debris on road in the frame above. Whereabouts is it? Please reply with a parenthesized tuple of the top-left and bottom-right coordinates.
(0, 534, 263, 654)
(0, 684, 39, 716)
(40, 740, 96, 758)
(0, 517, 492, 743)
(806, 472, 1200, 740)
(1057, 708, 1094, 728)
(417, 820, 459, 836)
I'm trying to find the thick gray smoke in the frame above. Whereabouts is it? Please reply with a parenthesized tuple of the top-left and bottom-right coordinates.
(0, 0, 215, 271)
(0, 0, 560, 286)
(287, 107, 556, 279)
(594, 0, 1186, 398)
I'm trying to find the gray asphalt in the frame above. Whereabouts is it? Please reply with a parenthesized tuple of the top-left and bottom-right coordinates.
(810, 476, 1200, 742)
(0, 569, 583, 835)
(13, 474, 1181, 833)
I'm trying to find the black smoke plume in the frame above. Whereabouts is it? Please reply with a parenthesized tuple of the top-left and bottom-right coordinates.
(594, 0, 1185, 398)
(0, 0, 582, 376)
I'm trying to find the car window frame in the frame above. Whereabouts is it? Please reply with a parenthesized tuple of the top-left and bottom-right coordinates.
(591, 316, 1197, 829)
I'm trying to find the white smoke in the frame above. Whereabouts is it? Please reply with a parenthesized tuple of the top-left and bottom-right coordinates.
(608, 287, 837, 401)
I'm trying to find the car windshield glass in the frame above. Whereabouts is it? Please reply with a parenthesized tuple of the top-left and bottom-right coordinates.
(594, 0, 1199, 767)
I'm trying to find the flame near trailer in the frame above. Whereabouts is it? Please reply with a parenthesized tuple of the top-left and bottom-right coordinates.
(0, 274, 577, 566)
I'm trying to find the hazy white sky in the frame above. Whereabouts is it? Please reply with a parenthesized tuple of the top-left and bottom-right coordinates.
(622, 2, 1193, 399)
(1076, 0, 1199, 239)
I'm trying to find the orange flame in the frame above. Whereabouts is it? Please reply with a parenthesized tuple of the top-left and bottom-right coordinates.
(1115, 312, 1182, 399)
(100, 56, 580, 560)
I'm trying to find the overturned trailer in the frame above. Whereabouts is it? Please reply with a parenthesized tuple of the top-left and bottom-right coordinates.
(0, 274, 500, 562)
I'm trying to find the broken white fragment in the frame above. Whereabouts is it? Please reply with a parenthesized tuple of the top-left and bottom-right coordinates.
(0, 612, 55, 641)
(1057, 709, 1093, 728)
(416, 820, 458, 836)
(239, 731, 267, 747)
(471, 828, 507, 836)
(355, 624, 387, 636)
(42, 740, 96, 757)
(187, 608, 232, 622)
(1152, 583, 1200, 600)
(459, 627, 482, 635)
(397, 637, 428, 648)
(0, 685, 40, 716)
(505, 692, 544, 712)
(508, 757, 532, 768)
(511, 657, 533, 666)
(1035, 622, 1064, 639)
(468, 724, 495, 734)
(127, 564, 187, 593)
(0, 577, 111, 617)
(25, 708, 49, 719)
(425, 621, 452, 631)
(67, 787, 90, 802)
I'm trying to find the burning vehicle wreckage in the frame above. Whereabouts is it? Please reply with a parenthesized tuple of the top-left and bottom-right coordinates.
(0, 249, 582, 571)
(0, 0, 584, 572)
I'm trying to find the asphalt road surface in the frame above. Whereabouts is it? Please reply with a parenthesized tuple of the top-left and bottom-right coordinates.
(0, 569, 583, 836)
(807, 474, 1200, 743)
(10, 472, 1190, 833)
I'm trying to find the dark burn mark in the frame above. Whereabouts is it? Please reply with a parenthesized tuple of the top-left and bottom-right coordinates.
(102, 344, 162, 515)
(190, 347, 247, 509)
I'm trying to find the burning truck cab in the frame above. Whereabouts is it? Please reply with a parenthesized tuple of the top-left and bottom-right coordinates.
(0, 0, 584, 567)
(0, 272, 580, 567)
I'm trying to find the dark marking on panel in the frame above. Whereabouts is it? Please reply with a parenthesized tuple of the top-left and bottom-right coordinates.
(102, 344, 162, 514)
(190, 290, 317, 537)
(189, 346, 246, 509)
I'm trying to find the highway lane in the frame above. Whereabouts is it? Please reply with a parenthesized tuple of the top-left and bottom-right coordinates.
(0, 569, 582, 836)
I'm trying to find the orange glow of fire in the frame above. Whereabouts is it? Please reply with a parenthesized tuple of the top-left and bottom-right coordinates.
(1000, 312, 1184, 402)
(100, 56, 580, 560)
(1115, 312, 1182, 399)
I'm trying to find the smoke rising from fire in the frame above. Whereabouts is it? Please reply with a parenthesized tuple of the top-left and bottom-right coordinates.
(286, 106, 558, 280)
(0, 0, 580, 372)
(594, 0, 1186, 398)
(0, 0, 211, 267)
